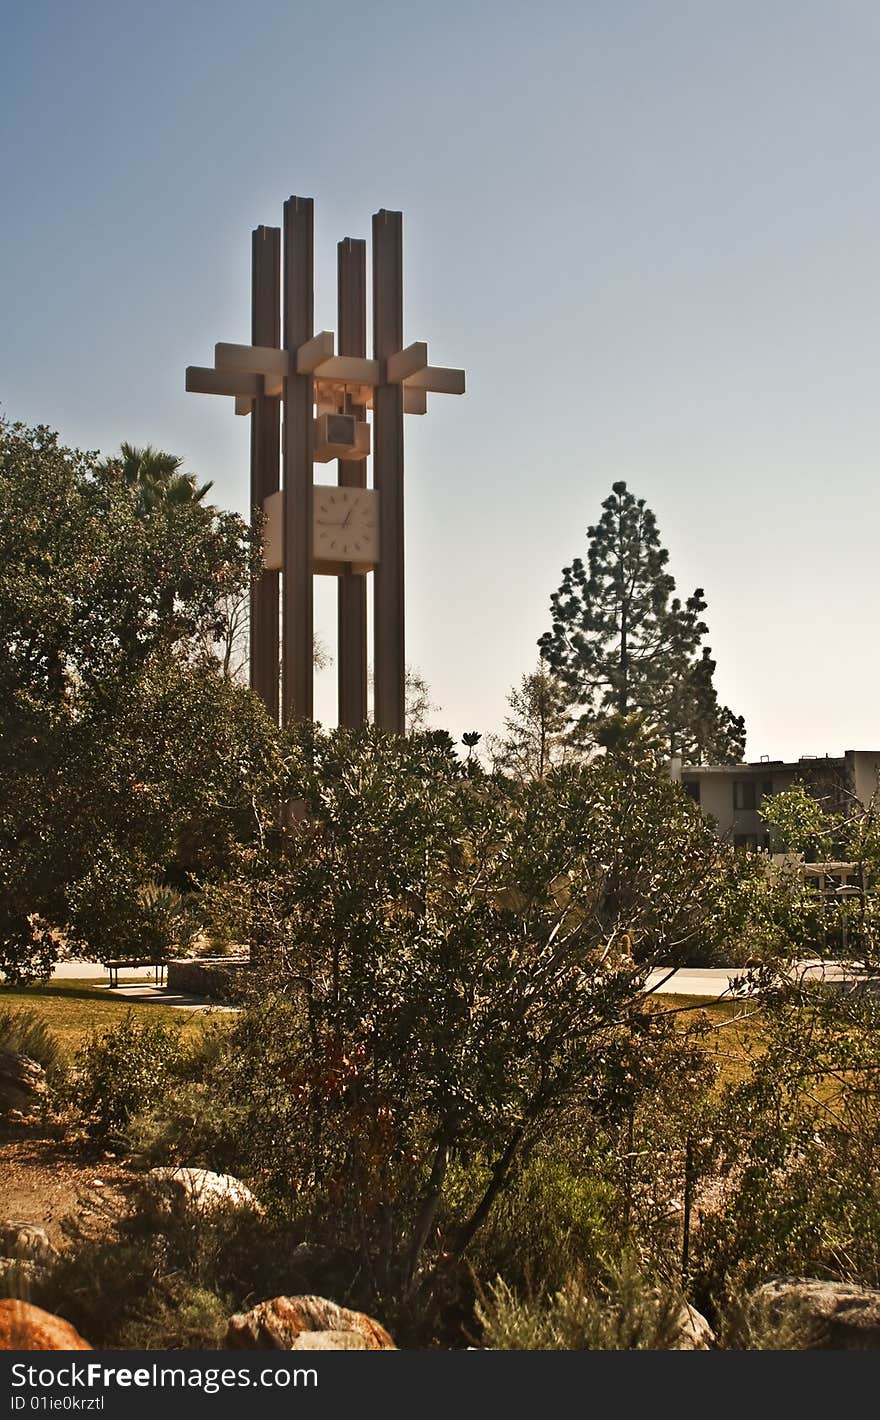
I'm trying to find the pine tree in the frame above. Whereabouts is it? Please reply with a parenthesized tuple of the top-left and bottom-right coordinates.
(489, 666, 580, 780)
(538, 481, 744, 760)
(664, 647, 745, 764)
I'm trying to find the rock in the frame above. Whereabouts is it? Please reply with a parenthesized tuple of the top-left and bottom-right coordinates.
(289, 1330, 369, 1350)
(670, 1301, 715, 1350)
(750, 1278, 880, 1349)
(147, 1167, 262, 1214)
(0, 1051, 46, 1116)
(0, 1300, 91, 1350)
(0, 1223, 56, 1266)
(226, 1296, 396, 1351)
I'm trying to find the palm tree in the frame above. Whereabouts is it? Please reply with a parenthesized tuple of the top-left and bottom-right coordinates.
(110, 443, 213, 515)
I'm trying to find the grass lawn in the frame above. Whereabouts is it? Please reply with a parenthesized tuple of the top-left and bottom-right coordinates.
(1, 981, 764, 1078)
(0, 979, 209, 1055)
(651, 992, 767, 1085)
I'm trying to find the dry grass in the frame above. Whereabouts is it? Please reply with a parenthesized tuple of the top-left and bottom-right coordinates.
(651, 992, 767, 1086)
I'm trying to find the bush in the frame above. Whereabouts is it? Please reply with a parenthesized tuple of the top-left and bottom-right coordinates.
(34, 1189, 323, 1349)
(133, 883, 201, 959)
(206, 725, 733, 1306)
(692, 983, 880, 1301)
(717, 1288, 820, 1350)
(475, 1259, 689, 1350)
(73, 1012, 184, 1141)
(468, 1151, 619, 1295)
(0, 1007, 67, 1086)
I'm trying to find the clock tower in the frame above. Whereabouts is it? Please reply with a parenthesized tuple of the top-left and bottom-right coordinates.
(186, 198, 465, 733)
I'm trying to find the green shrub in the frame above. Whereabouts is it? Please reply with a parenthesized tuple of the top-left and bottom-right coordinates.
(692, 986, 880, 1300)
(134, 883, 201, 959)
(475, 1260, 689, 1350)
(73, 1012, 183, 1140)
(717, 1288, 821, 1350)
(0, 1007, 68, 1085)
(35, 1191, 322, 1349)
(469, 1152, 619, 1294)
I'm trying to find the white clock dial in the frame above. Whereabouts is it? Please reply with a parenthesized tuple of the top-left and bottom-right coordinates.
(313, 486, 379, 566)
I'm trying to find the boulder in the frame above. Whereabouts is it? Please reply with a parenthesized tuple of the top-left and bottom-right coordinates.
(670, 1301, 715, 1350)
(288, 1330, 369, 1350)
(0, 1051, 46, 1116)
(0, 1223, 57, 1266)
(147, 1167, 262, 1214)
(750, 1278, 880, 1349)
(226, 1296, 396, 1350)
(0, 1300, 91, 1351)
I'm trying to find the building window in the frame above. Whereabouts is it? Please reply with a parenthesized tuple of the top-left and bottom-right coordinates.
(760, 780, 774, 803)
(734, 834, 759, 851)
(683, 781, 701, 804)
(733, 780, 756, 811)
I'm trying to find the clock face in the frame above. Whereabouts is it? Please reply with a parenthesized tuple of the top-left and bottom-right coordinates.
(313, 486, 379, 565)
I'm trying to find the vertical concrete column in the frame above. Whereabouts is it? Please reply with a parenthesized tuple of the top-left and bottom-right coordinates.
(372, 209, 405, 734)
(337, 237, 369, 728)
(282, 197, 314, 724)
(249, 225, 281, 720)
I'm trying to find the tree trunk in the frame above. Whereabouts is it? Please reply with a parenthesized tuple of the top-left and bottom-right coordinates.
(403, 1136, 450, 1292)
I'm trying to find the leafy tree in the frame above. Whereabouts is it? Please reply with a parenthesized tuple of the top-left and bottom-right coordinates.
(489, 666, 581, 781)
(404, 664, 438, 734)
(539, 481, 744, 761)
(0, 418, 272, 979)
(761, 784, 880, 962)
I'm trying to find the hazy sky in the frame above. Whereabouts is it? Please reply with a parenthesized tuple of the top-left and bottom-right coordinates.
(3, 0, 878, 760)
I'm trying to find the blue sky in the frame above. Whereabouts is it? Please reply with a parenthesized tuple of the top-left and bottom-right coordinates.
(3, 0, 879, 758)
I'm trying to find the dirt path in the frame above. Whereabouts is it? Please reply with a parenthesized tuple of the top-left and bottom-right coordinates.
(0, 1123, 132, 1246)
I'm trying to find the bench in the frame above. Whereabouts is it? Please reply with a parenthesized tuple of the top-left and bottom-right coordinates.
(103, 959, 168, 989)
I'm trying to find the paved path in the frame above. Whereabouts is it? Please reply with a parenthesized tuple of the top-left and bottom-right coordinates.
(646, 966, 749, 998)
(50, 959, 873, 1009)
(647, 960, 877, 998)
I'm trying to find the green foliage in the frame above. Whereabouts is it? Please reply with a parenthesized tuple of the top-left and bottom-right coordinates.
(0, 1007, 67, 1085)
(106, 441, 214, 515)
(475, 1260, 689, 1350)
(199, 725, 731, 1302)
(696, 851, 814, 964)
(133, 883, 201, 958)
(468, 1152, 619, 1294)
(488, 665, 582, 780)
(761, 784, 839, 858)
(665, 646, 746, 766)
(693, 983, 880, 1298)
(34, 1191, 277, 1350)
(0, 417, 278, 979)
(539, 480, 744, 760)
(718, 1288, 821, 1350)
(73, 1012, 184, 1140)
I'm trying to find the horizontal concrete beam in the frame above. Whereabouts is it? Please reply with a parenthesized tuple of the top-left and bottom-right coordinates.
(403, 364, 465, 395)
(186, 366, 262, 398)
(295, 330, 336, 373)
(387, 341, 428, 384)
(312, 355, 380, 385)
(215, 342, 289, 377)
